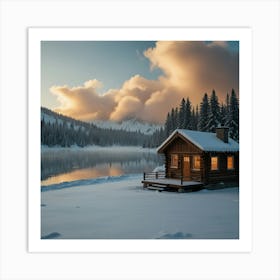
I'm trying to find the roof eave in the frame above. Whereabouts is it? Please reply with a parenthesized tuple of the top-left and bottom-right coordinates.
(157, 130, 205, 153)
(157, 130, 180, 153)
(157, 129, 239, 153)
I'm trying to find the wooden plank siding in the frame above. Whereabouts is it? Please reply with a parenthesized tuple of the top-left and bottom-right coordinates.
(164, 136, 203, 182)
(203, 152, 239, 184)
(165, 135, 201, 154)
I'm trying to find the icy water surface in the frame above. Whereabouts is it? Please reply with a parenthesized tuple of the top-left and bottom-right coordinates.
(41, 147, 163, 187)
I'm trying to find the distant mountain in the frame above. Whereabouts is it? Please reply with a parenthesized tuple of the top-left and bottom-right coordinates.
(41, 107, 162, 135)
(41, 107, 161, 147)
(92, 119, 162, 135)
(41, 107, 88, 129)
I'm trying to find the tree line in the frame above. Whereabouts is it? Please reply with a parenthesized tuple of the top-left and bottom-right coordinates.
(145, 89, 239, 147)
(41, 107, 149, 147)
(41, 88, 239, 148)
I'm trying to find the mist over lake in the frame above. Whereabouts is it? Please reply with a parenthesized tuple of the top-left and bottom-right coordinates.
(41, 146, 164, 187)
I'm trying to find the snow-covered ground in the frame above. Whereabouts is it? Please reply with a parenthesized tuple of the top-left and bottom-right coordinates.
(41, 174, 239, 239)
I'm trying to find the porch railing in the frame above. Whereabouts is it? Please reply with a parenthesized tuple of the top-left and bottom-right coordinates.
(143, 171, 165, 180)
(143, 172, 200, 185)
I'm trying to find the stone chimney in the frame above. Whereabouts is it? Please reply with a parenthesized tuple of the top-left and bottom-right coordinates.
(216, 126, 229, 143)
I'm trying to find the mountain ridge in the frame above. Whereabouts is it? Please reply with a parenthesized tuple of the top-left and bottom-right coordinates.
(41, 107, 163, 148)
(41, 107, 162, 135)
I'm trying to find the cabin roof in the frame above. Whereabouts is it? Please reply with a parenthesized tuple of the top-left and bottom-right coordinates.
(157, 129, 239, 153)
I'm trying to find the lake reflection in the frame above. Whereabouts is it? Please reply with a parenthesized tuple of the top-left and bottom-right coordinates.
(41, 147, 163, 186)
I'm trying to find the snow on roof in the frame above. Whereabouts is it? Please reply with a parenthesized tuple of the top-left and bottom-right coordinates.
(157, 129, 239, 152)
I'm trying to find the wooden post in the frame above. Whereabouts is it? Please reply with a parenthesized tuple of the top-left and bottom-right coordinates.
(156, 172, 158, 179)
(143, 172, 146, 180)
(181, 176, 183, 185)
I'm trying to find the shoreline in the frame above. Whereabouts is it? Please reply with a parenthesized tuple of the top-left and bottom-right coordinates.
(41, 144, 158, 153)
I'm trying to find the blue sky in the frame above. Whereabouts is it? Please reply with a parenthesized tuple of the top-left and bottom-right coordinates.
(41, 41, 162, 109)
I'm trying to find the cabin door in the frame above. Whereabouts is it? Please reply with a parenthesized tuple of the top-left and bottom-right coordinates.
(183, 156, 191, 180)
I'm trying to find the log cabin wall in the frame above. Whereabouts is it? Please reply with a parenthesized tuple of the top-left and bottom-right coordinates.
(165, 153, 182, 179)
(203, 152, 239, 184)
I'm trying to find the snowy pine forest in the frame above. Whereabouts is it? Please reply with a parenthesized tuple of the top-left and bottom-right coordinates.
(145, 89, 239, 147)
(41, 89, 239, 148)
(41, 107, 150, 147)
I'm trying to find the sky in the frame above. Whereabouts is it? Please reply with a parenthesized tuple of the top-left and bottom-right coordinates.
(41, 41, 239, 124)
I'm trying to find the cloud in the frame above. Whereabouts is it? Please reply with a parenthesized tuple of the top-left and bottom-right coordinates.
(144, 41, 239, 105)
(110, 96, 143, 122)
(51, 41, 238, 124)
(51, 80, 116, 121)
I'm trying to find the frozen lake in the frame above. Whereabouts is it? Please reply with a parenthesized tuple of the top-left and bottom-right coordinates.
(41, 146, 164, 187)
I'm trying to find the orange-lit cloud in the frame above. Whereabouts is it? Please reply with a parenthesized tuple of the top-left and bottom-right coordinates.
(144, 41, 239, 106)
(51, 79, 116, 121)
(51, 41, 238, 124)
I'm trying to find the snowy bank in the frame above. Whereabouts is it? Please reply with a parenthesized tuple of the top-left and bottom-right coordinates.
(41, 174, 141, 192)
(153, 165, 165, 172)
(41, 175, 239, 239)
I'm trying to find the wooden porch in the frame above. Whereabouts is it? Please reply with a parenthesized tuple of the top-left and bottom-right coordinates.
(142, 171, 204, 192)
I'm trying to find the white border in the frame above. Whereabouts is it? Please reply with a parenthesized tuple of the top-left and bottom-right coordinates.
(28, 27, 252, 253)
(1, 1, 279, 279)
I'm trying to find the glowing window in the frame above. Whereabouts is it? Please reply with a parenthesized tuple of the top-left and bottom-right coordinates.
(227, 156, 234, 169)
(192, 156, 201, 170)
(211, 156, 219, 170)
(171, 154, 178, 168)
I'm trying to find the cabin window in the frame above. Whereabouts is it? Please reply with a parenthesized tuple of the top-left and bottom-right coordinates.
(211, 156, 219, 170)
(192, 156, 201, 170)
(227, 156, 234, 169)
(171, 154, 179, 168)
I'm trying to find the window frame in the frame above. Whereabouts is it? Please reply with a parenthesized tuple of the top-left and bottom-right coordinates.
(192, 155, 201, 171)
(227, 155, 235, 170)
(170, 154, 179, 169)
(210, 156, 219, 171)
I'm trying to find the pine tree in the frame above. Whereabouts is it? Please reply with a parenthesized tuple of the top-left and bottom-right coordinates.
(170, 108, 176, 133)
(226, 92, 230, 114)
(224, 92, 231, 127)
(174, 107, 180, 129)
(198, 93, 209, 131)
(220, 103, 227, 126)
(227, 89, 239, 141)
(195, 105, 199, 130)
(207, 89, 221, 132)
(41, 119, 46, 145)
(164, 112, 172, 137)
(179, 98, 186, 128)
(190, 106, 199, 130)
(184, 97, 192, 129)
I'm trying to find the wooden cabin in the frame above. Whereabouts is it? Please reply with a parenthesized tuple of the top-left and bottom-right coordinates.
(157, 127, 239, 185)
